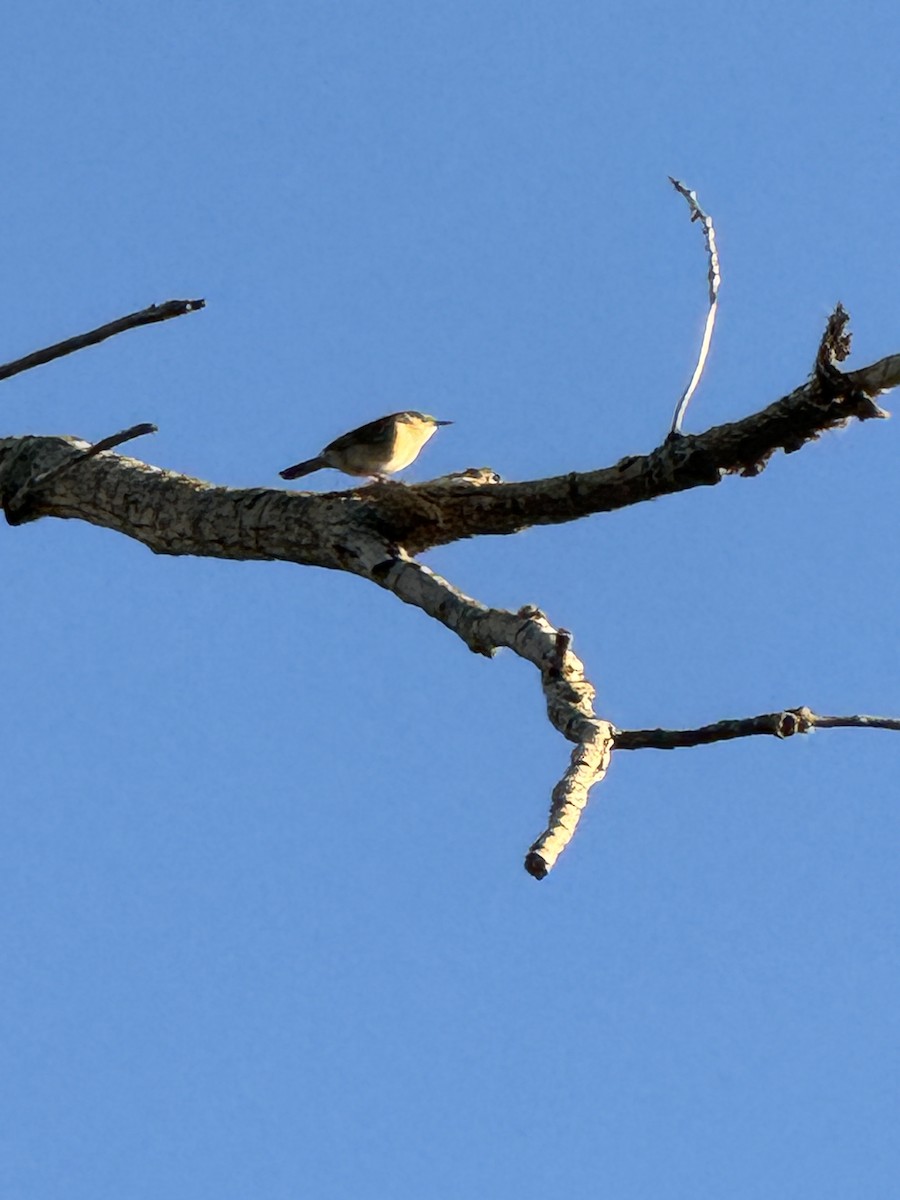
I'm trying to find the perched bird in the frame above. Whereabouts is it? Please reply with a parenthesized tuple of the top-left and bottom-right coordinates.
(279, 410, 452, 483)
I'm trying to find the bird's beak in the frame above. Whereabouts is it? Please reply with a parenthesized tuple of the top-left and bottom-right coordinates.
(436, 420, 453, 426)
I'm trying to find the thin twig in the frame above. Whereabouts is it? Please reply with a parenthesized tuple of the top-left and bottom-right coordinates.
(70, 422, 158, 464)
(0, 299, 205, 383)
(614, 707, 900, 750)
(669, 178, 720, 435)
(810, 713, 900, 732)
(36, 421, 158, 485)
(5, 423, 157, 519)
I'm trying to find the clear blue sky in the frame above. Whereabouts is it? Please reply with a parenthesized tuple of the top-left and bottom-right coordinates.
(2, 3, 898, 1197)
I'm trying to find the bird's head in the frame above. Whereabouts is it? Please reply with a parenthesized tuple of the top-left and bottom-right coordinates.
(398, 411, 453, 431)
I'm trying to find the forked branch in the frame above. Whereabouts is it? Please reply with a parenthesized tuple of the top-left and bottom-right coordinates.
(0, 215, 895, 878)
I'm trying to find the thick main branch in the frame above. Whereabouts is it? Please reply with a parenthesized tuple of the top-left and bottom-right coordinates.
(0, 344, 893, 560)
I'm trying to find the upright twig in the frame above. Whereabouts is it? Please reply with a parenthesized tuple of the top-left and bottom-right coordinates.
(669, 178, 720, 435)
(0, 299, 204, 383)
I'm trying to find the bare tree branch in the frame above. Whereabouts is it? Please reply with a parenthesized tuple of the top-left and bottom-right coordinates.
(846, 353, 900, 395)
(810, 714, 900, 731)
(0, 292, 894, 877)
(372, 556, 615, 878)
(0, 299, 204, 383)
(615, 707, 900, 750)
(67, 421, 158, 462)
(5, 306, 881, 554)
(0, 309, 894, 878)
(5, 422, 158, 516)
(669, 178, 721, 435)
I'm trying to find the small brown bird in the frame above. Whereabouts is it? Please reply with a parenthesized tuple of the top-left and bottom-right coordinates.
(279, 411, 452, 482)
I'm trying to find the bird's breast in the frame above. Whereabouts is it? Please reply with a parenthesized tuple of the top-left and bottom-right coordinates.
(384, 422, 436, 471)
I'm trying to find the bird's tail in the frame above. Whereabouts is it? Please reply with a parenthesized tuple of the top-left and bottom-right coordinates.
(279, 456, 327, 480)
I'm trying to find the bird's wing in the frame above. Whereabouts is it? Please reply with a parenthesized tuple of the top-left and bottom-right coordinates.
(325, 413, 402, 452)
